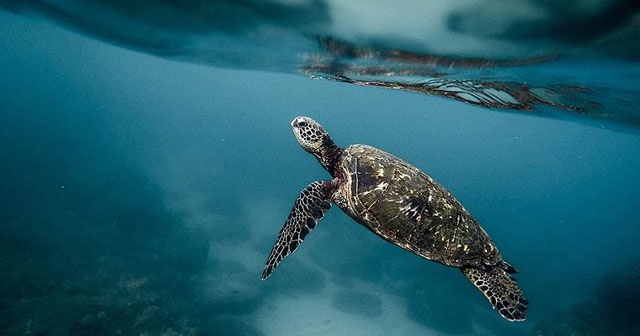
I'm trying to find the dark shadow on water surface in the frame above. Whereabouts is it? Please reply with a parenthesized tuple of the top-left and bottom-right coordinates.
(2, 1, 640, 130)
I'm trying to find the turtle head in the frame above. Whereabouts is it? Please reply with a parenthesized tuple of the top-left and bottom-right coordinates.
(291, 116, 342, 175)
(291, 116, 330, 153)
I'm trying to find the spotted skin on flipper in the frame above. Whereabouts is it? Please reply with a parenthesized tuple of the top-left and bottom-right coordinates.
(261, 180, 333, 280)
(461, 263, 528, 321)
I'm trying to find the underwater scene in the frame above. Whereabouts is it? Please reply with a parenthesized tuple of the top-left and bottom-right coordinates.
(1, 1, 640, 335)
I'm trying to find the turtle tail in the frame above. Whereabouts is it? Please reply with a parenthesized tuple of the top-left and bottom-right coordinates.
(461, 261, 528, 321)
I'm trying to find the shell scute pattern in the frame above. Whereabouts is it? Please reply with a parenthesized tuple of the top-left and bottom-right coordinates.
(340, 144, 500, 267)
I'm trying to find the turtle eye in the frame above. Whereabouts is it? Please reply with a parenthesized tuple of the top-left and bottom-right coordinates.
(297, 121, 308, 127)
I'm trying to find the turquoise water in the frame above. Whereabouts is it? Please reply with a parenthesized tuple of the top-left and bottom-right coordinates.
(1, 2, 640, 335)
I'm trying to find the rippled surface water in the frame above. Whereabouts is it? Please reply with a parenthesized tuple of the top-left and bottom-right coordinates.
(1, 2, 639, 335)
(4, 0, 640, 128)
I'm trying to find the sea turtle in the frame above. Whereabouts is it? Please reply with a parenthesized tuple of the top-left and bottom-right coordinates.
(261, 116, 528, 321)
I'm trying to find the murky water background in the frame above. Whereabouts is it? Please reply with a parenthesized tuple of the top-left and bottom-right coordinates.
(1, 2, 640, 335)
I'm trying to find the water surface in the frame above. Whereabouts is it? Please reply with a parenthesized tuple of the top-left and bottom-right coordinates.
(1, 2, 640, 336)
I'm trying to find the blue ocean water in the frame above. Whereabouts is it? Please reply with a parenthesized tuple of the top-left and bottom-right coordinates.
(1, 2, 640, 335)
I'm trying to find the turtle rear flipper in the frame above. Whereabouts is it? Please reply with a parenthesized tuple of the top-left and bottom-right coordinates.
(461, 263, 528, 321)
(261, 180, 334, 280)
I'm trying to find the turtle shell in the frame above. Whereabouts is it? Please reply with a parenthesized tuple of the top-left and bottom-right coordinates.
(335, 144, 501, 267)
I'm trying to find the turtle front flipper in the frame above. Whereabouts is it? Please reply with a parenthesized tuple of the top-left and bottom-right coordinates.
(461, 262, 528, 321)
(261, 180, 334, 280)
